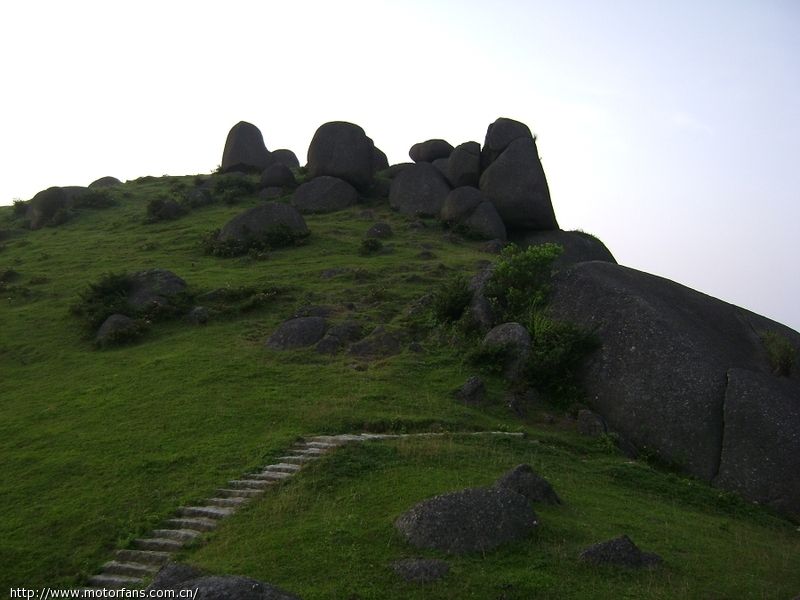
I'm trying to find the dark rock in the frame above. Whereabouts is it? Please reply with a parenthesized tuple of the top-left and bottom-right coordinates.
(409, 139, 454, 163)
(259, 187, 286, 200)
(462, 201, 507, 241)
(441, 187, 483, 224)
(95, 314, 138, 347)
(577, 409, 607, 437)
(27, 187, 71, 229)
(366, 222, 393, 239)
(479, 137, 557, 231)
(395, 487, 538, 554)
(447, 141, 481, 188)
(579, 535, 663, 569)
(291, 176, 358, 214)
(260, 163, 295, 188)
(184, 188, 214, 207)
(61, 186, 91, 202)
(270, 149, 300, 170)
(88, 176, 122, 188)
(494, 464, 561, 505)
(218, 202, 309, 244)
(158, 574, 301, 599)
(481, 117, 534, 170)
(509, 229, 616, 269)
(151, 198, 184, 221)
(389, 163, 451, 217)
(149, 563, 205, 590)
(372, 146, 389, 172)
(348, 326, 401, 358)
(548, 260, 800, 483)
(383, 163, 414, 178)
(368, 177, 391, 199)
(391, 558, 449, 583)
(266, 316, 327, 350)
(432, 157, 450, 180)
(715, 368, 800, 519)
(316, 319, 364, 355)
(454, 376, 486, 406)
(481, 239, 505, 254)
(127, 269, 187, 311)
(467, 265, 495, 332)
(187, 306, 210, 325)
(481, 323, 531, 381)
(307, 121, 374, 191)
(221, 121, 273, 173)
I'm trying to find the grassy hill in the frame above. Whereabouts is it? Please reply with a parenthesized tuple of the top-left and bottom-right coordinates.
(1, 176, 798, 599)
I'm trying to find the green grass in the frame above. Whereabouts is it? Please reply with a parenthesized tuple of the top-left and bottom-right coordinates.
(1, 176, 798, 597)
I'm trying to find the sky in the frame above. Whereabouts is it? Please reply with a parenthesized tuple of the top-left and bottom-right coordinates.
(1, 0, 798, 330)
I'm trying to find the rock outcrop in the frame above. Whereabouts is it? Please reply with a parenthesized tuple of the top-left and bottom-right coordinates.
(389, 163, 450, 217)
(291, 176, 358, 214)
(218, 202, 309, 245)
(509, 230, 616, 268)
(409, 139, 454, 163)
(307, 121, 375, 192)
(221, 121, 273, 173)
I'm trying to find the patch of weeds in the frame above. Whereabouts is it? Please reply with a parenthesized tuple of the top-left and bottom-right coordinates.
(145, 196, 187, 223)
(197, 285, 283, 316)
(73, 190, 116, 209)
(465, 341, 515, 375)
(762, 331, 796, 376)
(431, 274, 472, 325)
(483, 243, 562, 322)
(359, 238, 383, 256)
(211, 174, 258, 205)
(12, 199, 28, 217)
(202, 226, 308, 258)
(70, 272, 134, 329)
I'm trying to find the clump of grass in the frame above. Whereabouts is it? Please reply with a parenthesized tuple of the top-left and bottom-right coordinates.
(73, 190, 116, 209)
(762, 331, 796, 376)
(70, 272, 134, 329)
(431, 274, 472, 325)
(359, 238, 383, 256)
(211, 174, 258, 205)
(202, 226, 308, 258)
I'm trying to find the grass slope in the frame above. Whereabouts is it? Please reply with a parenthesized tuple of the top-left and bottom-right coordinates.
(1, 177, 798, 598)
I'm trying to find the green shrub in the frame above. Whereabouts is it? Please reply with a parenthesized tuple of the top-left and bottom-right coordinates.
(484, 243, 563, 322)
(212, 174, 258, 205)
(12, 199, 28, 217)
(431, 275, 472, 324)
(73, 190, 116, 209)
(95, 318, 149, 349)
(71, 272, 134, 329)
(145, 196, 187, 222)
(202, 225, 308, 258)
(359, 238, 383, 256)
(762, 331, 796, 376)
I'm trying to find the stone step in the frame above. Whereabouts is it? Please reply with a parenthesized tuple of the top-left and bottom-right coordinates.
(216, 487, 264, 498)
(134, 537, 185, 552)
(208, 496, 249, 508)
(114, 549, 171, 566)
(151, 528, 203, 542)
(262, 462, 301, 472)
(101, 560, 160, 578)
(302, 441, 338, 449)
(277, 455, 316, 464)
(164, 517, 218, 532)
(292, 447, 326, 456)
(87, 574, 143, 589)
(179, 505, 235, 519)
(245, 471, 291, 481)
(228, 479, 276, 489)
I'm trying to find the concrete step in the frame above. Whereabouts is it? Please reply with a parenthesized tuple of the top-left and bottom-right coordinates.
(208, 496, 249, 508)
(101, 560, 160, 578)
(164, 517, 218, 532)
(227, 479, 276, 489)
(216, 487, 264, 498)
(87, 574, 143, 589)
(262, 462, 301, 472)
(292, 447, 326, 456)
(277, 455, 316, 464)
(151, 528, 202, 542)
(178, 505, 234, 519)
(134, 537, 185, 552)
(245, 471, 291, 481)
(114, 549, 171, 566)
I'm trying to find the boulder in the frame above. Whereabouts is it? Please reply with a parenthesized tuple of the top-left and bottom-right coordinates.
(259, 187, 286, 200)
(409, 139, 454, 163)
(26, 187, 71, 229)
(467, 265, 495, 332)
(576, 409, 607, 437)
(260, 163, 295, 188)
(389, 163, 450, 217)
(446, 141, 481, 188)
(88, 176, 122, 188)
(548, 260, 800, 485)
(218, 202, 309, 244)
(440, 187, 483, 224)
(432, 157, 450, 180)
(291, 176, 358, 214)
(348, 326, 401, 359)
(266, 316, 327, 350)
(715, 368, 800, 519)
(579, 535, 663, 569)
(461, 201, 507, 241)
(391, 558, 449, 583)
(128, 269, 187, 311)
(149, 563, 205, 591)
(481, 323, 531, 382)
(454, 375, 486, 406)
(382, 163, 414, 178)
(270, 149, 300, 170)
(395, 487, 538, 554)
(479, 136, 558, 230)
(95, 314, 139, 347)
(155, 574, 301, 599)
(494, 464, 561, 505)
(509, 230, 616, 268)
(307, 121, 375, 191)
(481, 117, 534, 170)
(366, 222, 393, 239)
(372, 146, 389, 172)
(315, 319, 364, 355)
(221, 121, 273, 173)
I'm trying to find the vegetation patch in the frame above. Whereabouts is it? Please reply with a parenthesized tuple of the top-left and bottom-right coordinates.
(201, 225, 309, 258)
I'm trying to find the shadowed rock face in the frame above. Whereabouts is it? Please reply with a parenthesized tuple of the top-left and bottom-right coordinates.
(409, 139, 454, 163)
(218, 202, 308, 244)
(270, 149, 300, 169)
(579, 535, 662, 569)
(389, 163, 451, 217)
(548, 260, 800, 515)
(291, 176, 358, 214)
(221, 121, 273, 173)
(307, 121, 375, 192)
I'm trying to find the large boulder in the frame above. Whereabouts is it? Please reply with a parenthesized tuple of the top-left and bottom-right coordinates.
(389, 163, 450, 217)
(26, 187, 71, 229)
(446, 141, 481, 188)
(409, 139, 454, 163)
(509, 229, 616, 268)
(307, 121, 375, 191)
(395, 487, 538, 554)
(579, 535, 662, 569)
(548, 260, 800, 490)
(221, 121, 273, 173)
(440, 187, 506, 241)
(715, 368, 800, 519)
(218, 202, 309, 245)
(494, 464, 561, 505)
(270, 149, 300, 170)
(480, 117, 534, 170)
(291, 176, 358, 214)
(266, 317, 327, 350)
(88, 176, 122, 188)
(128, 269, 187, 311)
(372, 146, 389, 172)
(260, 163, 296, 188)
(479, 136, 558, 231)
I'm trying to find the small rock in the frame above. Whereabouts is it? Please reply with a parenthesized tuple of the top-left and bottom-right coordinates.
(391, 558, 449, 583)
(348, 326, 401, 359)
(266, 317, 327, 350)
(409, 139, 454, 163)
(579, 535, 663, 569)
(577, 409, 607, 437)
(454, 376, 486, 406)
(366, 222, 393, 239)
(187, 306, 210, 325)
(260, 163, 296, 188)
(494, 464, 561, 505)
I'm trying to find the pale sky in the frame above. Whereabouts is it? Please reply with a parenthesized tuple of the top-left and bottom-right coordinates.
(1, 0, 798, 330)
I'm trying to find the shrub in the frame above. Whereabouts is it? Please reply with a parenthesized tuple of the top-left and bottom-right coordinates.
(212, 174, 258, 205)
(145, 196, 186, 222)
(12, 199, 28, 217)
(359, 238, 383, 256)
(73, 190, 116, 209)
(71, 272, 134, 329)
(95, 318, 149, 349)
(762, 331, 796, 376)
(202, 225, 308, 258)
(431, 275, 472, 324)
(483, 243, 563, 322)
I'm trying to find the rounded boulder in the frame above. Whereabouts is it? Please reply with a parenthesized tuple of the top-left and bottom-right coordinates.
(221, 121, 273, 173)
(389, 163, 451, 217)
(307, 121, 375, 192)
(291, 176, 358, 214)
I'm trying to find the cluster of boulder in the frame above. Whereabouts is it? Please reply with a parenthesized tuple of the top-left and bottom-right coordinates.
(22, 176, 122, 230)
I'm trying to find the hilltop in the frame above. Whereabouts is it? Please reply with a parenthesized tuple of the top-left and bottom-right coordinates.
(1, 119, 798, 599)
